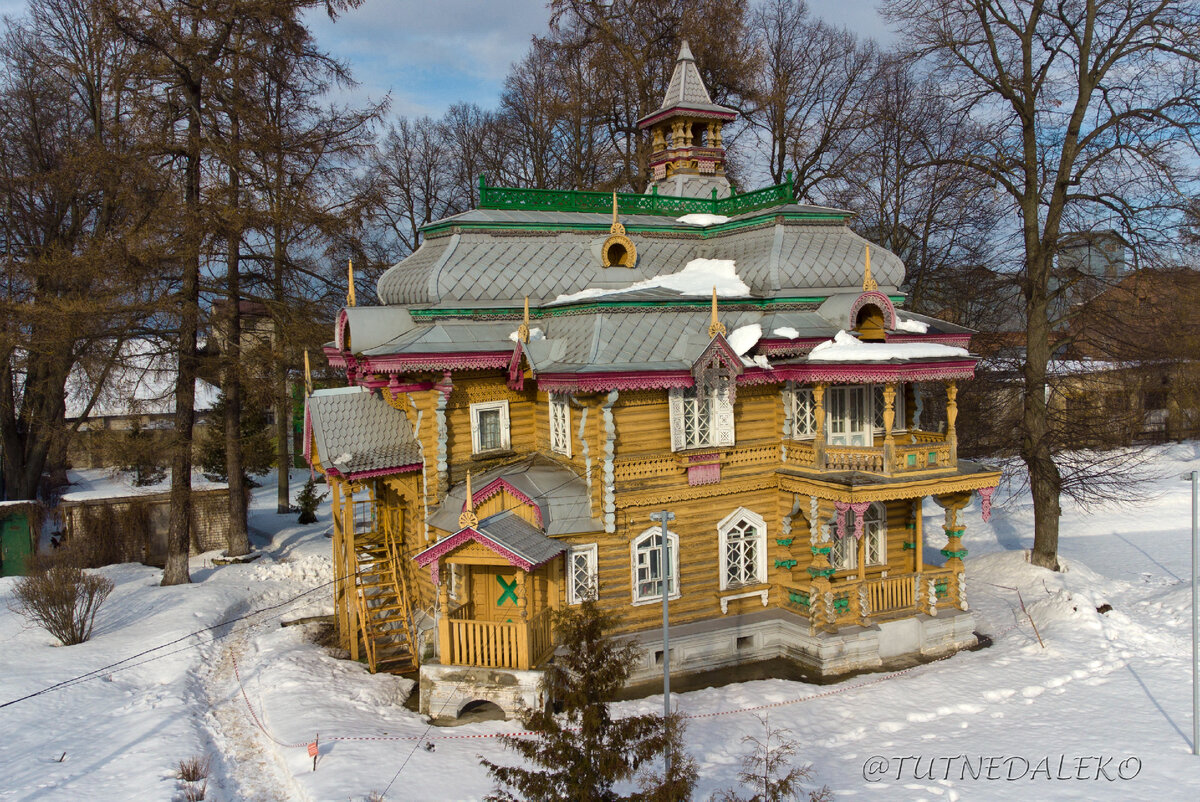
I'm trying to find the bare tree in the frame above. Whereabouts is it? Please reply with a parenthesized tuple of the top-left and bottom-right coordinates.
(744, 0, 876, 198)
(885, 0, 1200, 569)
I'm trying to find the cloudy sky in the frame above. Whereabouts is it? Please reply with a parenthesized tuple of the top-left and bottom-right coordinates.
(0, 1, 895, 117)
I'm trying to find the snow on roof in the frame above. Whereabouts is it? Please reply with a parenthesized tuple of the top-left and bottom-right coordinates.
(550, 258, 750, 305)
(59, 468, 227, 503)
(66, 339, 220, 419)
(893, 316, 929, 334)
(675, 213, 730, 227)
(727, 324, 761, 356)
(808, 330, 971, 363)
(772, 327, 800, 339)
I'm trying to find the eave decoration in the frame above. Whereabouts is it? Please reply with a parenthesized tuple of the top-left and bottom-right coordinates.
(692, 329, 743, 404)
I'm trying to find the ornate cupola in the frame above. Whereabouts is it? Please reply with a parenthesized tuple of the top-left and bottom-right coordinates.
(637, 40, 738, 199)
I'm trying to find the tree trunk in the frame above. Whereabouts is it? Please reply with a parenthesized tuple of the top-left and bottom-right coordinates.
(223, 166, 250, 557)
(275, 357, 292, 514)
(162, 79, 202, 587)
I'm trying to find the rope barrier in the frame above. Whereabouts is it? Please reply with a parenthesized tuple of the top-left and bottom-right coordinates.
(229, 617, 1027, 748)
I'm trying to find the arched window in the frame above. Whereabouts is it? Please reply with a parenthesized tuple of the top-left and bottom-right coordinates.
(631, 528, 679, 604)
(718, 508, 767, 590)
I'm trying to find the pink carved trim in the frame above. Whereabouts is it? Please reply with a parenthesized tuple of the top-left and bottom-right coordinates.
(692, 336, 744, 378)
(773, 360, 977, 384)
(535, 371, 694, 394)
(834, 501, 850, 540)
(978, 485, 997, 523)
(888, 333, 973, 348)
(335, 308, 350, 351)
(436, 370, 454, 400)
(507, 342, 525, 391)
(345, 463, 423, 481)
(414, 527, 537, 573)
(850, 501, 870, 540)
(356, 352, 511, 374)
(849, 290, 898, 330)
(687, 463, 721, 486)
(468, 479, 544, 527)
(736, 368, 776, 386)
(639, 106, 737, 129)
(323, 346, 347, 368)
(430, 562, 439, 585)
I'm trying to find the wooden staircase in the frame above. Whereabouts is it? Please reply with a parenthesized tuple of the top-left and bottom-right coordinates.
(351, 509, 419, 674)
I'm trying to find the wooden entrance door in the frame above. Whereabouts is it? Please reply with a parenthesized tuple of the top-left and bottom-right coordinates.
(475, 566, 521, 623)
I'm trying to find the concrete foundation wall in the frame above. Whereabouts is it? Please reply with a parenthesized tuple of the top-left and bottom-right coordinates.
(419, 663, 546, 721)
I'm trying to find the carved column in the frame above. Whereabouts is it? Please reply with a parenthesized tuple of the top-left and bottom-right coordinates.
(883, 383, 897, 474)
(813, 383, 826, 469)
(652, 126, 666, 151)
(946, 381, 958, 465)
(807, 496, 837, 630)
(516, 571, 530, 669)
(934, 492, 971, 572)
(713, 122, 723, 147)
(438, 578, 451, 664)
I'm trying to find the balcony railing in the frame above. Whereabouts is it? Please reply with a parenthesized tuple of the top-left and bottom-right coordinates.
(788, 430, 954, 476)
(782, 566, 962, 629)
(440, 604, 555, 671)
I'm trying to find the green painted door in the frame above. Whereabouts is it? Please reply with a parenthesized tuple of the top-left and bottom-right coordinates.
(1, 515, 32, 577)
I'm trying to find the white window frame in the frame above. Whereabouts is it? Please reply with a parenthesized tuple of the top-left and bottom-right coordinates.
(668, 385, 735, 451)
(631, 527, 680, 605)
(830, 503, 887, 572)
(567, 543, 598, 604)
(549, 395, 571, 457)
(718, 508, 768, 590)
(827, 385, 870, 446)
(470, 400, 510, 454)
(787, 387, 817, 440)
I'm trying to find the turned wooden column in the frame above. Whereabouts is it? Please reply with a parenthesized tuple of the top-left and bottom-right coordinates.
(946, 381, 958, 465)
(883, 383, 897, 474)
(806, 496, 837, 630)
(813, 383, 827, 469)
(438, 579, 451, 665)
(516, 571, 530, 669)
(934, 492, 971, 572)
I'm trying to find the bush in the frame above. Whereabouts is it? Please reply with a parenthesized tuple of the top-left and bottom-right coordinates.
(295, 477, 328, 524)
(9, 555, 115, 645)
(177, 754, 211, 782)
(713, 714, 831, 802)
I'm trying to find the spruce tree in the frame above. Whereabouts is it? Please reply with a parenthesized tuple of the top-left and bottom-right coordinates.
(481, 599, 696, 801)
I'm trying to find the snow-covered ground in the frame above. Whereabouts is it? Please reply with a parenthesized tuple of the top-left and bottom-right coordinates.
(3, 448, 1200, 800)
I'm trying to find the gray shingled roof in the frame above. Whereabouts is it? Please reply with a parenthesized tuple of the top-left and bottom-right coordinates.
(376, 222, 904, 307)
(306, 387, 422, 477)
(639, 40, 737, 121)
(427, 455, 601, 536)
(475, 510, 567, 567)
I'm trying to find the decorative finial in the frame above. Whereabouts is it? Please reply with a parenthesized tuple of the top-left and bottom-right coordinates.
(517, 296, 531, 343)
(862, 246, 877, 292)
(303, 350, 313, 397)
(458, 470, 478, 530)
(612, 191, 618, 226)
(708, 286, 727, 338)
(347, 259, 357, 307)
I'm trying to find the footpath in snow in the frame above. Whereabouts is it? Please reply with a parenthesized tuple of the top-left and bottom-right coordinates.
(3, 448, 1200, 800)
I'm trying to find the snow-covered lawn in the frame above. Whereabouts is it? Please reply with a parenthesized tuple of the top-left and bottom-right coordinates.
(3, 448, 1200, 800)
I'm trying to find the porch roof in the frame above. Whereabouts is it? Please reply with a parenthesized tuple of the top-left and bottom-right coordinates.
(414, 509, 566, 572)
(304, 386, 422, 479)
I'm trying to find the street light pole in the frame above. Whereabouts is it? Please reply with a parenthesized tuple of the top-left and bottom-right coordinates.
(649, 509, 675, 779)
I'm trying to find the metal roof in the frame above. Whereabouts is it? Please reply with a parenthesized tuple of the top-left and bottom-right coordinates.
(306, 387, 422, 477)
(426, 455, 601, 536)
(475, 510, 567, 567)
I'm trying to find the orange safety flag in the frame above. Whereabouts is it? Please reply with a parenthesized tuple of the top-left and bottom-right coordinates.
(307, 741, 319, 758)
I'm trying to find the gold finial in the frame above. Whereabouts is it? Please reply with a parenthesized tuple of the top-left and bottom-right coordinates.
(303, 350, 313, 397)
(708, 286, 727, 338)
(458, 470, 479, 530)
(347, 259, 357, 307)
(517, 296, 530, 343)
(612, 191, 618, 225)
(862, 246, 877, 292)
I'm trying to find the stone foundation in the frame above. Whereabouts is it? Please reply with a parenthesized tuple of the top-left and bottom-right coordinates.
(418, 663, 546, 721)
(418, 608, 977, 720)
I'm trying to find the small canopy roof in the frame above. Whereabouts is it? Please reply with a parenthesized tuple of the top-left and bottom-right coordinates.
(305, 386, 422, 478)
(414, 509, 567, 581)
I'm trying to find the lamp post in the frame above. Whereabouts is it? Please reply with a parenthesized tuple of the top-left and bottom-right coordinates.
(649, 509, 675, 778)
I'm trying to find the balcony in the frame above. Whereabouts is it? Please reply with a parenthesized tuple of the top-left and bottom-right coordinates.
(786, 430, 954, 477)
(782, 566, 963, 630)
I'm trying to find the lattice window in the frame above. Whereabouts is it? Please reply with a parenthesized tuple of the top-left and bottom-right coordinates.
(470, 400, 510, 453)
(788, 388, 817, 439)
(719, 508, 766, 589)
(864, 504, 887, 566)
(831, 533, 857, 571)
(549, 395, 571, 457)
(669, 386, 734, 451)
(632, 528, 679, 604)
(567, 543, 597, 604)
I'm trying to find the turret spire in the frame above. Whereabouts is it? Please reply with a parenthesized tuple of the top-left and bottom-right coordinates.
(458, 471, 478, 530)
(708, 286, 727, 338)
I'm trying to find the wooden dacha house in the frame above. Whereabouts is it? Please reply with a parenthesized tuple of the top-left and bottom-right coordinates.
(305, 42, 1001, 720)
